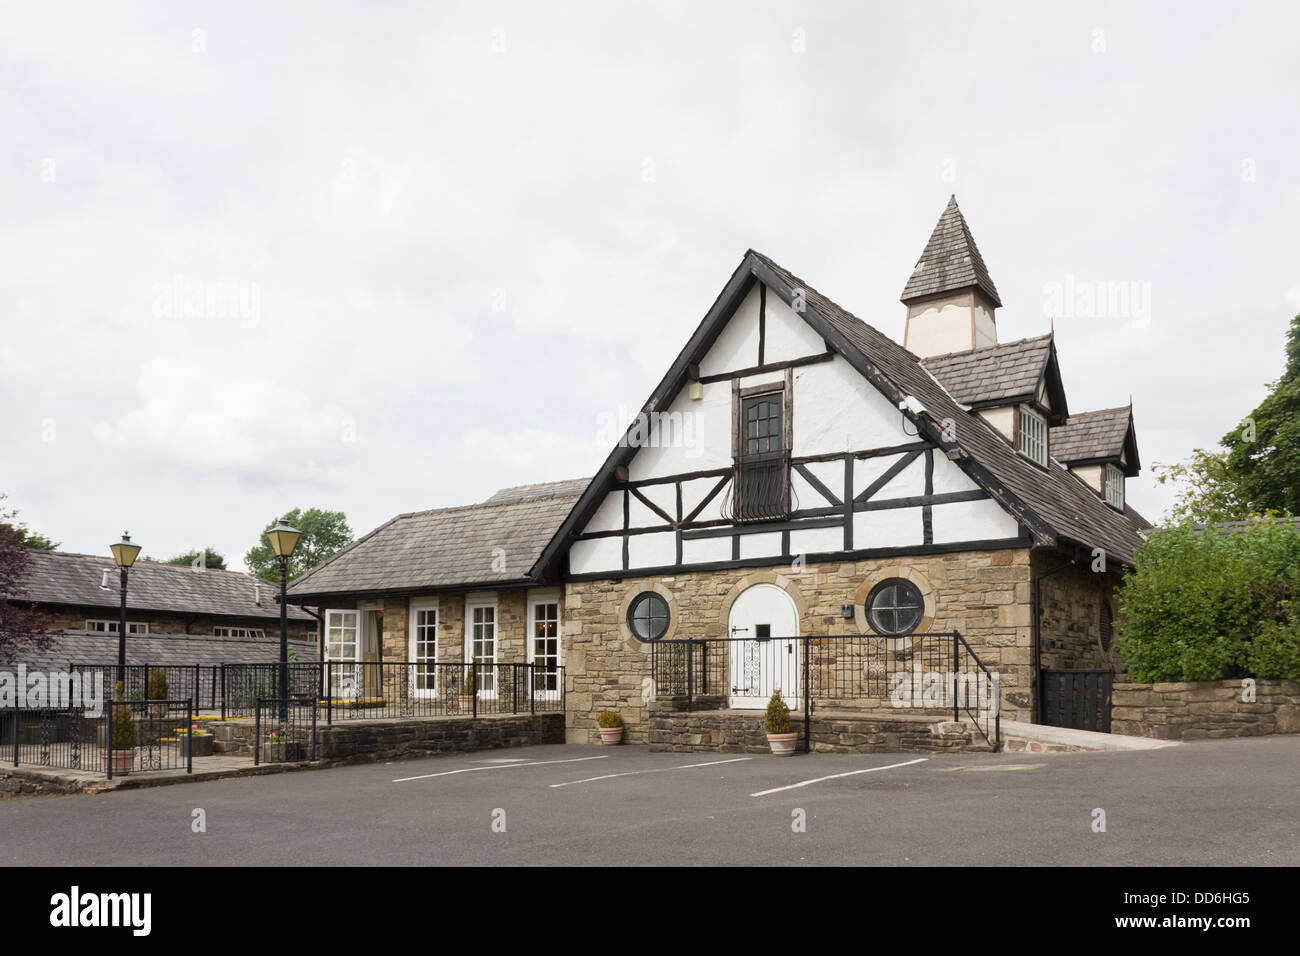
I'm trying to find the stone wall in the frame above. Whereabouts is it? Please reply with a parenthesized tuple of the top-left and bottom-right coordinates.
(1031, 552, 1124, 673)
(220, 713, 564, 762)
(648, 705, 987, 754)
(564, 549, 1036, 744)
(1112, 679, 1300, 740)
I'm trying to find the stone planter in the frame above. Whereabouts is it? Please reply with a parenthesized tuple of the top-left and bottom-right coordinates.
(147, 701, 168, 719)
(458, 696, 476, 713)
(598, 725, 624, 745)
(259, 739, 306, 763)
(103, 748, 134, 775)
(766, 732, 799, 757)
(182, 734, 215, 758)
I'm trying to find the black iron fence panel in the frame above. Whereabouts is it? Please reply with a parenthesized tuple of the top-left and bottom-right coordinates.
(6, 699, 196, 778)
(253, 698, 317, 764)
(69, 664, 222, 713)
(219, 661, 564, 723)
(649, 631, 1001, 750)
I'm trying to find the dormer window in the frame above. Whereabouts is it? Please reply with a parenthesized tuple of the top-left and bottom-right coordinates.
(1104, 463, 1125, 510)
(1018, 405, 1048, 467)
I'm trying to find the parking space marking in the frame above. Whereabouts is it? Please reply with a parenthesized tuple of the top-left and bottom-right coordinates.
(393, 754, 608, 783)
(549, 756, 752, 789)
(749, 758, 929, 797)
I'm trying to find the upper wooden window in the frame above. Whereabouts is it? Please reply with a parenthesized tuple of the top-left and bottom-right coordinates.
(1018, 405, 1048, 467)
(1104, 463, 1125, 510)
(734, 390, 791, 522)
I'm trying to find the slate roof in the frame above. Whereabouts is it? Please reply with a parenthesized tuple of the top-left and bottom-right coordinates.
(1050, 407, 1139, 473)
(900, 195, 1002, 307)
(11, 551, 315, 621)
(3, 631, 317, 669)
(286, 480, 586, 599)
(922, 334, 1057, 408)
(746, 251, 1147, 565)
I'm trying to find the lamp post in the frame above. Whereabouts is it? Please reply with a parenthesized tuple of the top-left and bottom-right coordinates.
(109, 532, 142, 684)
(264, 518, 302, 715)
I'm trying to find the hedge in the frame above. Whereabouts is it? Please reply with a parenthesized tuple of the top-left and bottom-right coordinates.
(1115, 518, 1300, 681)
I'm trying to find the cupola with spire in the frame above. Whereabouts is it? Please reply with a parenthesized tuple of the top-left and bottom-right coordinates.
(901, 195, 1002, 358)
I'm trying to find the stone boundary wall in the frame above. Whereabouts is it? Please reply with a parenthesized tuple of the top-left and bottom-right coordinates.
(648, 705, 990, 754)
(221, 713, 565, 763)
(1112, 679, 1300, 740)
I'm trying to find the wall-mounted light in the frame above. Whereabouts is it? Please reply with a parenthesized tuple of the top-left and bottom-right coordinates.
(840, 604, 855, 619)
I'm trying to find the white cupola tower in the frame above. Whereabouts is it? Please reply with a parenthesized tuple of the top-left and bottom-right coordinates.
(901, 196, 1002, 358)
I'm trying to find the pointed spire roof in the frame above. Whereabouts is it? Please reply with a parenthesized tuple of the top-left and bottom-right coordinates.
(900, 195, 1002, 307)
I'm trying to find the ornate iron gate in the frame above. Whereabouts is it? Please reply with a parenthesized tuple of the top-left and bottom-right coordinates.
(1040, 669, 1113, 732)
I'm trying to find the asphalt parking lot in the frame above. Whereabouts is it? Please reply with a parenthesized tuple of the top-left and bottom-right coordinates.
(3, 736, 1297, 866)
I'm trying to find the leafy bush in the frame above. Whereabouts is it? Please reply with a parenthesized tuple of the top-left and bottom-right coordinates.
(765, 690, 792, 734)
(1116, 519, 1300, 681)
(147, 668, 169, 701)
(596, 711, 623, 729)
(110, 682, 136, 751)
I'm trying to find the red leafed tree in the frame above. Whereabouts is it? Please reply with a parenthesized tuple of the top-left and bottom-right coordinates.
(0, 495, 56, 659)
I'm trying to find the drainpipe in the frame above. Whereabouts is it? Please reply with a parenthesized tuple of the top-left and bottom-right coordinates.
(1031, 549, 1077, 724)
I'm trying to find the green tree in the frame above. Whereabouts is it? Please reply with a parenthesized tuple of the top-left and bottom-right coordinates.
(164, 547, 227, 571)
(244, 508, 353, 582)
(1221, 313, 1300, 515)
(1150, 448, 1251, 525)
(0, 521, 60, 551)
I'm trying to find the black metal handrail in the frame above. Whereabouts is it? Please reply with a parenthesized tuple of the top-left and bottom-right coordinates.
(649, 631, 1001, 751)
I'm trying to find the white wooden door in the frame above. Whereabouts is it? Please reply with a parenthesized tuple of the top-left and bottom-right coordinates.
(727, 584, 800, 709)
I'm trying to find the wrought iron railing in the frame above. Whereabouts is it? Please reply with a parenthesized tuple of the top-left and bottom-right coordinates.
(5, 699, 196, 778)
(219, 661, 565, 723)
(253, 698, 318, 765)
(649, 631, 1000, 750)
(69, 663, 222, 713)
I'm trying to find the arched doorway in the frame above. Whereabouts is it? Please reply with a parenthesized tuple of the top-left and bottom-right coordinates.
(727, 583, 800, 709)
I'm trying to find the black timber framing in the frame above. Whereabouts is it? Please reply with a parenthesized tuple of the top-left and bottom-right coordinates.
(697, 350, 834, 386)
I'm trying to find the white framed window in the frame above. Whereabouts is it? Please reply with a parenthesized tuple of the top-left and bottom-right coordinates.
(324, 609, 360, 698)
(212, 626, 266, 639)
(1018, 405, 1048, 466)
(85, 619, 149, 635)
(527, 591, 562, 700)
(1105, 463, 1125, 510)
(409, 597, 439, 697)
(465, 596, 498, 696)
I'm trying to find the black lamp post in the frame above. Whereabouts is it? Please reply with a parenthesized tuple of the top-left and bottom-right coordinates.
(109, 532, 142, 684)
(264, 518, 302, 714)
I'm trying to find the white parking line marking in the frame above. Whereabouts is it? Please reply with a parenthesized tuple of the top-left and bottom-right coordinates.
(749, 758, 929, 797)
(549, 756, 752, 789)
(393, 755, 608, 783)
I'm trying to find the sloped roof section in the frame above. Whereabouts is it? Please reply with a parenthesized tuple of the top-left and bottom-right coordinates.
(922, 334, 1058, 409)
(900, 196, 1002, 307)
(748, 251, 1146, 565)
(13, 551, 315, 621)
(286, 480, 586, 599)
(1050, 407, 1140, 474)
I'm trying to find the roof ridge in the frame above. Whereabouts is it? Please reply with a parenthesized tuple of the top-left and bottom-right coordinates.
(1058, 405, 1132, 422)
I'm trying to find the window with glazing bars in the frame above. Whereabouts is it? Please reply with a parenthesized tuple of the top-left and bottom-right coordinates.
(736, 391, 790, 521)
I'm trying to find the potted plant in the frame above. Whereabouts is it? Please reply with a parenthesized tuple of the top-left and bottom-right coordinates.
(176, 723, 215, 758)
(764, 690, 799, 756)
(596, 711, 624, 745)
(104, 682, 136, 775)
(458, 668, 477, 712)
(146, 668, 169, 718)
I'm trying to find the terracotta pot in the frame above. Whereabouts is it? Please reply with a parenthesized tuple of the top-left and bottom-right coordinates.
(766, 732, 799, 757)
(598, 725, 623, 745)
(458, 695, 476, 713)
(103, 749, 134, 775)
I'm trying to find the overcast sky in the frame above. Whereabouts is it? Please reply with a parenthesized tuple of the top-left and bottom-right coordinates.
(2, 1, 1297, 570)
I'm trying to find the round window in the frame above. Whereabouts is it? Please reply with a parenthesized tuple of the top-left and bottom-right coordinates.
(627, 591, 671, 642)
(865, 578, 924, 636)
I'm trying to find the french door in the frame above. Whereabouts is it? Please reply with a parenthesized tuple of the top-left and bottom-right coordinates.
(528, 595, 561, 701)
(324, 609, 360, 699)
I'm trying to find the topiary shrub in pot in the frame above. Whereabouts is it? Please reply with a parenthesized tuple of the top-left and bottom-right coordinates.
(765, 690, 799, 756)
(105, 681, 136, 775)
(596, 710, 624, 745)
(146, 668, 169, 718)
(459, 668, 477, 713)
